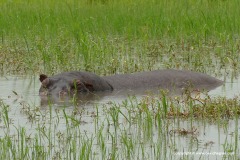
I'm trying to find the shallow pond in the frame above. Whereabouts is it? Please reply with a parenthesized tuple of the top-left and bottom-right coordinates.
(0, 75, 239, 159)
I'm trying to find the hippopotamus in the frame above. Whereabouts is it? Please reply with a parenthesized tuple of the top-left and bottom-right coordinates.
(39, 69, 223, 97)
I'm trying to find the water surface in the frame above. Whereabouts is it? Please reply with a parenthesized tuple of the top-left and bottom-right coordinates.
(0, 75, 239, 159)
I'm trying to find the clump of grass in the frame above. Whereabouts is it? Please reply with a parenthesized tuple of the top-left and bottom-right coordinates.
(165, 94, 240, 121)
(169, 127, 199, 137)
(192, 97, 240, 120)
(0, 100, 11, 129)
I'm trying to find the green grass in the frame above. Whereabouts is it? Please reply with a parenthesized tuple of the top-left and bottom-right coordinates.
(0, 0, 240, 76)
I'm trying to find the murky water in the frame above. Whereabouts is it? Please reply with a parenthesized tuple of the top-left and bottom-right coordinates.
(0, 75, 239, 159)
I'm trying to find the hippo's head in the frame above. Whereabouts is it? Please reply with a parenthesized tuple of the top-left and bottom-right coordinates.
(39, 74, 94, 96)
(39, 71, 113, 97)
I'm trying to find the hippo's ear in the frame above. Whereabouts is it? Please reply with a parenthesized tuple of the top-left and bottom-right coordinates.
(74, 80, 94, 92)
(39, 74, 50, 88)
(39, 74, 48, 82)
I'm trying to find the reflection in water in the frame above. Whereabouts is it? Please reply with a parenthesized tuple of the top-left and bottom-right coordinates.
(0, 75, 239, 158)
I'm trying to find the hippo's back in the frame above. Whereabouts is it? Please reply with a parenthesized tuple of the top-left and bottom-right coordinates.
(103, 69, 223, 91)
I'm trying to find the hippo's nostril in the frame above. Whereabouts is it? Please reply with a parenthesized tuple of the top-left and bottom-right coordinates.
(59, 90, 68, 97)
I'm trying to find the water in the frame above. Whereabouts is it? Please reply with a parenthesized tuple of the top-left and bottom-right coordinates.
(0, 75, 239, 159)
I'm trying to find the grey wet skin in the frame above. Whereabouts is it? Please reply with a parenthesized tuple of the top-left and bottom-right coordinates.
(39, 69, 223, 96)
(103, 69, 223, 90)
